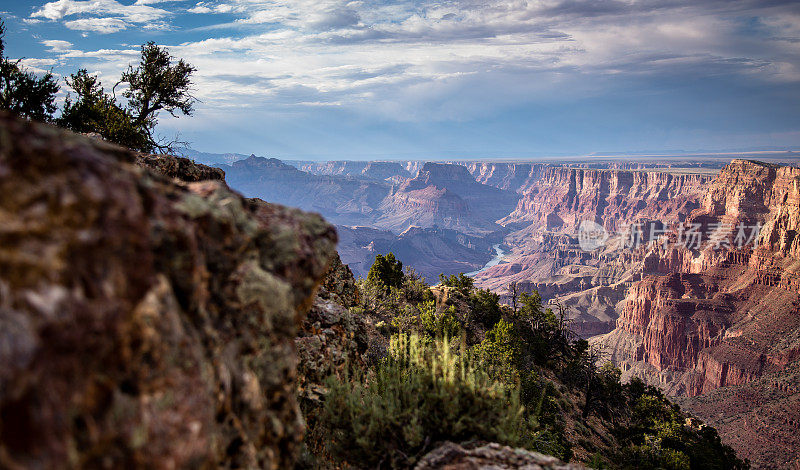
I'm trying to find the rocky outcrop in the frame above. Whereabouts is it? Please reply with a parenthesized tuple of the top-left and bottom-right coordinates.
(415, 442, 583, 470)
(135, 153, 225, 182)
(0, 114, 337, 468)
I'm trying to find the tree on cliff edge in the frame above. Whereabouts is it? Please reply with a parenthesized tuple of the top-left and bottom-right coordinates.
(58, 70, 150, 151)
(0, 20, 59, 122)
(117, 42, 196, 153)
(366, 253, 404, 290)
(60, 42, 195, 153)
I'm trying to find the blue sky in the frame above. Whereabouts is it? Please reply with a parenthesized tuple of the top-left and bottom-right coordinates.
(2, 0, 800, 159)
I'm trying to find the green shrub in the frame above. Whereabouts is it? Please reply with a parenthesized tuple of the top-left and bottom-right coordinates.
(473, 319, 522, 384)
(468, 288, 502, 328)
(419, 302, 461, 338)
(319, 334, 531, 468)
(402, 267, 434, 304)
(367, 253, 404, 290)
(439, 272, 474, 292)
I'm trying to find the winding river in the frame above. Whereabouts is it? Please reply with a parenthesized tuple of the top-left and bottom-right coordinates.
(466, 244, 506, 277)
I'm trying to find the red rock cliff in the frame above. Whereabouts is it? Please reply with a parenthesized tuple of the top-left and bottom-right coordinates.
(601, 160, 800, 401)
(501, 167, 711, 232)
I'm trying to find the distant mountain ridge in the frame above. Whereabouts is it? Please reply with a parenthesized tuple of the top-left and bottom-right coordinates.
(216, 156, 511, 280)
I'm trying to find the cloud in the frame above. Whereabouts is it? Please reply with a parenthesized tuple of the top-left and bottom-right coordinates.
(134, 0, 184, 4)
(64, 17, 128, 33)
(187, 4, 212, 13)
(188, 2, 234, 14)
(42, 39, 75, 52)
(13, 55, 61, 77)
(30, 0, 172, 33)
(25, 0, 800, 127)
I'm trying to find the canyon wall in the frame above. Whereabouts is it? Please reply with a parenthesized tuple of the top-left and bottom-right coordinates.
(375, 162, 519, 235)
(501, 167, 712, 231)
(473, 167, 712, 337)
(594, 160, 800, 468)
(599, 160, 800, 394)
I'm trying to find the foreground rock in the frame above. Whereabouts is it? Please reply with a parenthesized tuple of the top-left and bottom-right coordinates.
(0, 113, 337, 468)
(415, 442, 584, 470)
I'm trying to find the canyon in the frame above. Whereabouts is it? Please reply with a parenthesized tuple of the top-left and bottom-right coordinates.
(199, 149, 800, 467)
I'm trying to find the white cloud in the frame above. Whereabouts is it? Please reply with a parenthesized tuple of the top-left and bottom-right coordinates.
(134, 0, 184, 4)
(31, 0, 172, 33)
(42, 39, 75, 52)
(64, 17, 128, 33)
(188, 2, 234, 14)
(188, 4, 212, 13)
(19, 57, 58, 68)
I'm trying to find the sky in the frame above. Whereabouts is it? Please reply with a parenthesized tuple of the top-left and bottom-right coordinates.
(2, 0, 800, 159)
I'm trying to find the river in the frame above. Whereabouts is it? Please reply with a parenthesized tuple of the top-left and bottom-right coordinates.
(465, 244, 506, 277)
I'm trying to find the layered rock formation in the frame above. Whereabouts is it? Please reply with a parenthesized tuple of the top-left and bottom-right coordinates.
(461, 162, 551, 193)
(501, 167, 711, 232)
(300, 160, 411, 181)
(594, 159, 800, 468)
(471, 167, 711, 337)
(0, 114, 337, 468)
(376, 162, 520, 235)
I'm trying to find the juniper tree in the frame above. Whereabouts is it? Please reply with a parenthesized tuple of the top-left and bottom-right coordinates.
(58, 69, 149, 150)
(117, 41, 196, 153)
(0, 20, 59, 122)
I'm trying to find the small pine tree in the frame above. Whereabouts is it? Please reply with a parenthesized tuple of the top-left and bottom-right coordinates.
(366, 253, 404, 290)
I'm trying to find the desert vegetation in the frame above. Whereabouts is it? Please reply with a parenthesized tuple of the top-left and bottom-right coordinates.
(299, 252, 750, 469)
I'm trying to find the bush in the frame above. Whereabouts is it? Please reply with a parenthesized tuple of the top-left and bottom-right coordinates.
(0, 21, 59, 121)
(419, 301, 461, 338)
(439, 272, 474, 292)
(319, 334, 531, 468)
(474, 319, 521, 384)
(401, 267, 433, 304)
(367, 253, 404, 290)
(468, 288, 502, 328)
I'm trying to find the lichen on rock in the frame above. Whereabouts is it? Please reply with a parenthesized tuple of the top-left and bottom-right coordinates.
(0, 112, 337, 469)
